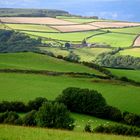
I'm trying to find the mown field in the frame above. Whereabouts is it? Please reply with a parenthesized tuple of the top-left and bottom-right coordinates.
(104, 26, 140, 35)
(0, 72, 140, 114)
(1, 125, 140, 140)
(87, 33, 137, 48)
(119, 48, 140, 57)
(0, 52, 101, 74)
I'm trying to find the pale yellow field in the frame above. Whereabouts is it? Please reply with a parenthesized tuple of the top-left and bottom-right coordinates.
(89, 21, 140, 28)
(134, 36, 140, 47)
(51, 24, 99, 32)
(0, 17, 77, 25)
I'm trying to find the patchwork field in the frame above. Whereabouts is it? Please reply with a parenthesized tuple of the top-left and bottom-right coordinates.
(119, 48, 140, 57)
(1, 125, 139, 140)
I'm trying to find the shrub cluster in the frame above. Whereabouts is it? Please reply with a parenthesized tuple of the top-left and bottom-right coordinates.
(123, 112, 140, 128)
(56, 87, 107, 118)
(0, 101, 75, 130)
(94, 125, 140, 137)
(0, 97, 47, 113)
(0, 111, 20, 124)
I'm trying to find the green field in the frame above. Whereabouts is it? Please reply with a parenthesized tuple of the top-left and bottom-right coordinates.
(73, 47, 111, 61)
(57, 16, 110, 23)
(39, 47, 112, 62)
(109, 68, 140, 82)
(119, 48, 140, 57)
(0, 73, 140, 114)
(6, 23, 58, 32)
(72, 113, 117, 131)
(104, 26, 140, 35)
(1, 125, 139, 140)
(0, 52, 101, 74)
(21, 30, 104, 42)
(87, 33, 137, 48)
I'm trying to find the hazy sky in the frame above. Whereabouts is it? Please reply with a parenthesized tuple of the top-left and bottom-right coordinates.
(0, 0, 140, 22)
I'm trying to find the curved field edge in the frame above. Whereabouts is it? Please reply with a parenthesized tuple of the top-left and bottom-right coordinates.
(0, 73, 140, 114)
(0, 125, 140, 140)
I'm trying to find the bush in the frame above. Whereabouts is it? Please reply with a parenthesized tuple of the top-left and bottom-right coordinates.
(94, 124, 140, 137)
(123, 112, 140, 127)
(84, 123, 92, 132)
(36, 102, 75, 130)
(56, 87, 107, 117)
(103, 105, 122, 121)
(23, 110, 37, 126)
(4, 111, 19, 124)
(0, 101, 27, 113)
(27, 97, 47, 111)
(0, 111, 19, 124)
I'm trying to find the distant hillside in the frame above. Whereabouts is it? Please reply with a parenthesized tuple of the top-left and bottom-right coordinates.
(0, 8, 70, 17)
(0, 29, 41, 52)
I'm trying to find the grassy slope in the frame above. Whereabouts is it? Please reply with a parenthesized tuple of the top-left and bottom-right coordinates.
(6, 23, 58, 32)
(0, 73, 140, 114)
(1, 125, 140, 140)
(87, 33, 136, 48)
(0, 52, 101, 75)
(109, 68, 140, 82)
(21, 30, 103, 42)
(119, 48, 140, 58)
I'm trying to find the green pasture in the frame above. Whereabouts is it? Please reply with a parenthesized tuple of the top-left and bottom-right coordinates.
(119, 48, 140, 57)
(104, 26, 140, 35)
(0, 73, 140, 114)
(87, 33, 137, 48)
(109, 68, 140, 82)
(0, 52, 101, 75)
(1, 125, 139, 140)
